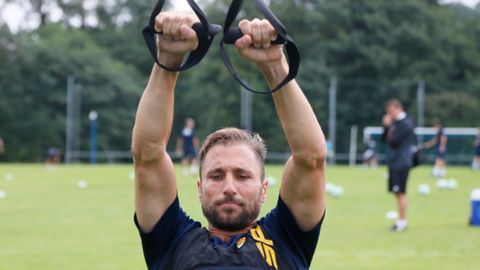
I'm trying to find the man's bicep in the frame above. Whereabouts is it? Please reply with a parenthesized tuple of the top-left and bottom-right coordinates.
(135, 154, 177, 233)
(280, 157, 326, 232)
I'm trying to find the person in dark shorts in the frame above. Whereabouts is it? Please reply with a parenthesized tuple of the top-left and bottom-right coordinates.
(473, 128, 480, 171)
(131, 11, 326, 269)
(176, 118, 199, 176)
(423, 119, 448, 177)
(382, 99, 416, 232)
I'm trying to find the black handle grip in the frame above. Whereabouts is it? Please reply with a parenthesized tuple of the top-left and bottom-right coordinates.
(155, 23, 219, 39)
(223, 27, 285, 44)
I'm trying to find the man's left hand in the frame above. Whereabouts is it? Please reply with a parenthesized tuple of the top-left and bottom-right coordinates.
(235, 19, 284, 66)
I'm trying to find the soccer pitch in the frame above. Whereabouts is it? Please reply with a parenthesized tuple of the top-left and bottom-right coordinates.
(0, 164, 479, 270)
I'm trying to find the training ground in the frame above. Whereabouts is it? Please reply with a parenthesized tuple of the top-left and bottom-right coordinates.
(0, 164, 479, 269)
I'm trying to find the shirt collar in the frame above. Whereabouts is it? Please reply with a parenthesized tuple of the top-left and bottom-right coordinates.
(396, 112, 407, 121)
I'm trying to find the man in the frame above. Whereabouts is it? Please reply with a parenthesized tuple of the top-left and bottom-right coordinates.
(176, 118, 200, 176)
(473, 128, 480, 171)
(382, 99, 415, 232)
(0, 138, 4, 156)
(131, 11, 326, 270)
(423, 119, 447, 177)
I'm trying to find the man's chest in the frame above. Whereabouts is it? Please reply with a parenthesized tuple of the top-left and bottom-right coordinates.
(164, 225, 292, 270)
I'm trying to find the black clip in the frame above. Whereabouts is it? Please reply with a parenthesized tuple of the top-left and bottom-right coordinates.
(142, 0, 222, 72)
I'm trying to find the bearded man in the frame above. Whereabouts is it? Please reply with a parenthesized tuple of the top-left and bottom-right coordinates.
(132, 11, 326, 270)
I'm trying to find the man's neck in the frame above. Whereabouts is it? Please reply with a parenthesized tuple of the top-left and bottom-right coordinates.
(208, 223, 255, 243)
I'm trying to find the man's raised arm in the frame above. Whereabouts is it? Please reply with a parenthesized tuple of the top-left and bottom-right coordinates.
(131, 12, 198, 233)
(235, 19, 326, 232)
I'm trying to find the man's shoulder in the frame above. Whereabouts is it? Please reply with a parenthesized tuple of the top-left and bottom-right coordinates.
(396, 116, 414, 129)
(256, 198, 323, 269)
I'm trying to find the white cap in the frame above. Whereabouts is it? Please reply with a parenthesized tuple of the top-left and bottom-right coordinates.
(471, 189, 480, 200)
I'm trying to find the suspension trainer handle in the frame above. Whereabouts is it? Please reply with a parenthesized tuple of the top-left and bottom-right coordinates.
(142, 0, 222, 72)
(223, 28, 285, 45)
(220, 0, 300, 94)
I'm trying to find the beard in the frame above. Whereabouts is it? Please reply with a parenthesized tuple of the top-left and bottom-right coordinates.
(201, 195, 261, 231)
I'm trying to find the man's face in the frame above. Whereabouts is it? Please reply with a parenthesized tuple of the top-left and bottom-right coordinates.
(186, 119, 195, 129)
(198, 143, 268, 231)
(385, 104, 399, 119)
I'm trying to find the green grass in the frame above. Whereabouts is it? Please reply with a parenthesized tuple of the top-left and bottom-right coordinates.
(0, 164, 479, 269)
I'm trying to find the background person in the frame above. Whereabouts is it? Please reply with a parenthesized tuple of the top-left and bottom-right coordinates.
(473, 128, 480, 171)
(362, 139, 378, 169)
(0, 138, 4, 155)
(131, 12, 326, 269)
(45, 147, 62, 165)
(176, 118, 200, 176)
(422, 119, 448, 177)
(382, 99, 416, 232)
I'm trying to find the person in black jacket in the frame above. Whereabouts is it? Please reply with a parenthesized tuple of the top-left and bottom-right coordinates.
(382, 99, 416, 232)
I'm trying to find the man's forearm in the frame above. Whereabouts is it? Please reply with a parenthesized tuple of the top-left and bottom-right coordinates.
(260, 58, 326, 167)
(132, 65, 178, 162)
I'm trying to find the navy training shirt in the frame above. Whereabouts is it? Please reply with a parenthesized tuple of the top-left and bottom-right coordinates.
(435, 128, 446, 154)
(180, 128, 195, 150)
(135, 196, 324, 269)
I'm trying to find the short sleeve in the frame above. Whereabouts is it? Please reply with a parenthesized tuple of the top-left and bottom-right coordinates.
(134, 197, 200, 269)
(258, 196, 325, 269)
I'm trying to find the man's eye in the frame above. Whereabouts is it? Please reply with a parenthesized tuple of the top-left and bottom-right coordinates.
(211, 174, 221, 180)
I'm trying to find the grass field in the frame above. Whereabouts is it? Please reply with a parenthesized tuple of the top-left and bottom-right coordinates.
(0, 164, 479, 270)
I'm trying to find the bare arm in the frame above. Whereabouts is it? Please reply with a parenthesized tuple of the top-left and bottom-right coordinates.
(422, 136, 437, 149)
(236, 20, 326, 231)
(439, 134, 447, 152)
(193, 136, 200, 152)
(176, 137, 183, 154)
(131, 12, 198, 233)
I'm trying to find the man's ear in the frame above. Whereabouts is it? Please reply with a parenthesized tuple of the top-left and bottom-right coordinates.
(197, 178, 202, 202)
(261, 178, 269, 203)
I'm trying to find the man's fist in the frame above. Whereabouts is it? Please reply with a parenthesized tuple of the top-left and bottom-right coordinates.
(235, 19, 284, 66)
(154, 12, 200, 67)
(383, 114, 393, 127)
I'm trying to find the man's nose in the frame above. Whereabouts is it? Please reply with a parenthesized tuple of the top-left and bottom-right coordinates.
(222, 173, 238, 195)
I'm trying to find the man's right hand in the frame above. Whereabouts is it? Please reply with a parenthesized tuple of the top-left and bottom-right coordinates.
(383, 114, 393, 127)
(155, 12, 200, 68)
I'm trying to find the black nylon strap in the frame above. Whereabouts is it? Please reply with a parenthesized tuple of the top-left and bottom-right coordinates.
(220, 0, 300, 94)
(142, 0, 221, 72)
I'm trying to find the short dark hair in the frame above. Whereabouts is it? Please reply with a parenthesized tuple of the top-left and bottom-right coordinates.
(198, 128, 266, 180)
(384, 98, 403, 110)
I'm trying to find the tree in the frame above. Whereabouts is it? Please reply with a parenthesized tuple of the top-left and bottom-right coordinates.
(1, 0, 480, 161)
(0, 24, 142, 161)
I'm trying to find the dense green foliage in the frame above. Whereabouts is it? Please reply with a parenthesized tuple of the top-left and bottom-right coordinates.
(1, 0, 479, 161)
(0, 164, 479, 269)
